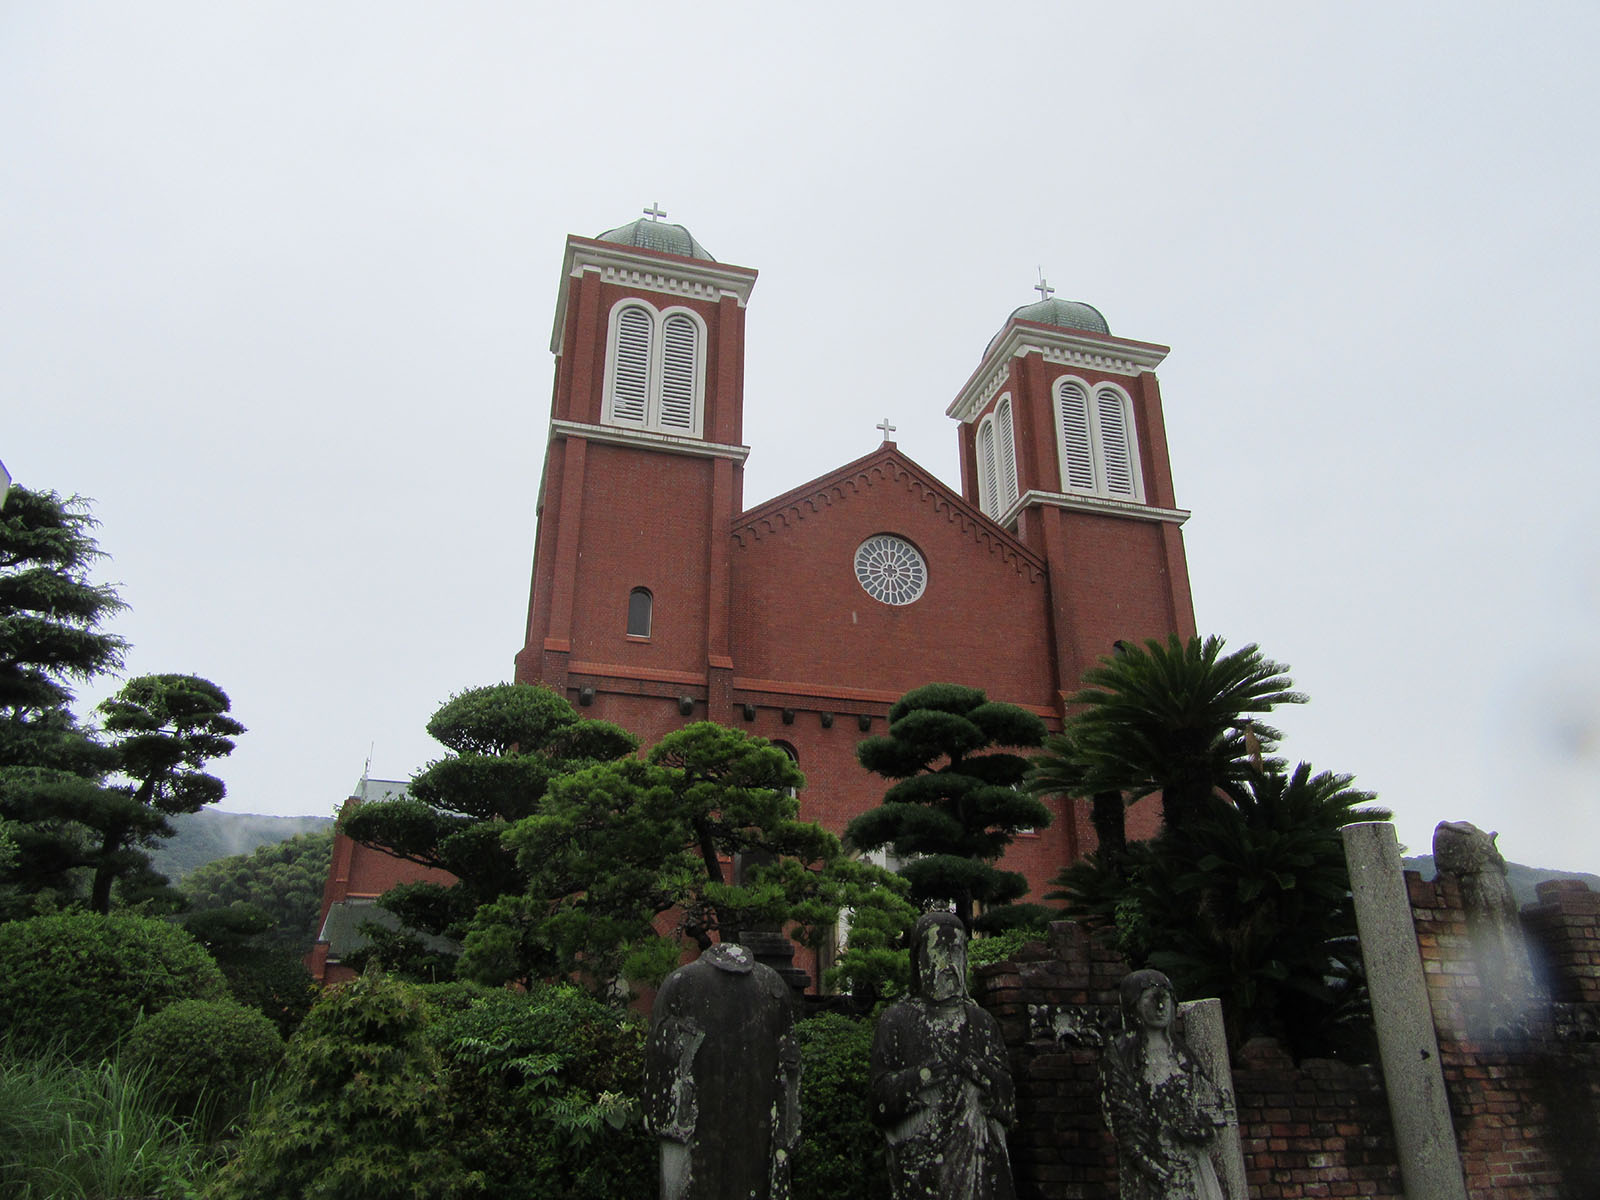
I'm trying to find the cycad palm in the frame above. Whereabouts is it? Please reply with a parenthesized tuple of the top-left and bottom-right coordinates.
(1029, 635, 1306, 846)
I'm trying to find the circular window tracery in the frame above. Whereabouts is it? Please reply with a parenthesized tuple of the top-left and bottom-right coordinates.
(854, 535, 928, 606)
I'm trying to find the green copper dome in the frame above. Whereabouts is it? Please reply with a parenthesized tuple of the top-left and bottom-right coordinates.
(1005, 296, 1109, 336)
(597, 218, 715, 262)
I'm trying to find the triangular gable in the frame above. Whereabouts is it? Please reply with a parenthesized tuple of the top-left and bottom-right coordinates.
(731, 445, 1046, 584)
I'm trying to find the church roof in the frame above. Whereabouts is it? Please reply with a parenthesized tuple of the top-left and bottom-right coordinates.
(597, 217, 716, 261)
(732, 444, 1045, 583)
(984, 296, 1109, 358)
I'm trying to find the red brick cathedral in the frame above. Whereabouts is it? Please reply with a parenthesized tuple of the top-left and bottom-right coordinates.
(312, 213, 1196, 983)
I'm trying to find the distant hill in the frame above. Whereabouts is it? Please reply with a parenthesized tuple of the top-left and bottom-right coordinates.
(1402, 856, 1600, 908)
(151, 809, 336, 883)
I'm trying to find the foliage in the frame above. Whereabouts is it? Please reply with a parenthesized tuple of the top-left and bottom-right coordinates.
(153, 809, 332, 885)
(1029, 635, 1305, 846)
(967, 922, 1054, 967)
(0, 910, 228, 1059)
(181, 904, 317, 1036)
(0, 486, 127, 724)
(79, 674, 245, 913)
(792, 1013, 889, 1200)
(1053, 763, 1387, 1056)
(123, 997, 285, 1133)
(341, 683, 638, 978)
(470, 721, 915, 997)
(210, 971, 476, 1200)
(181, 828, 335, 948)
(847, 682, 1049, 931)
(0, 1044, 221, 1199)
(422, 983, 652, 1197)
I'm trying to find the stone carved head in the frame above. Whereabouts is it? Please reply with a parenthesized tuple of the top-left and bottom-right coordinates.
(1119, 968, 1176, 1034)
(909, 911, 968, 1002)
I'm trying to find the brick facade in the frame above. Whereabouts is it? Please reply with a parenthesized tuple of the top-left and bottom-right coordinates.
(311, 221, 1195, 984)
(974, 870, 1600, 1199)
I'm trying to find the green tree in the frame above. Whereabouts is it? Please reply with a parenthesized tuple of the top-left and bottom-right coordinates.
(0, 487, 126, 910)
(211, 972, 474, 1200)
(341, 683, 639, 976)
(0, 487, 127, 760)
(845, 682, 1049, 932)
(1028, 634, 1305, 851)
(181, 828, 335, 948)
(1054, 763, 1387, 1055)
(464, 721, 914, 997)
(79, 674, 244, 913)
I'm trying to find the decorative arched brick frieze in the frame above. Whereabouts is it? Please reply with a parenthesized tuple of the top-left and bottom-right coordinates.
(731, 450, 1045, 584)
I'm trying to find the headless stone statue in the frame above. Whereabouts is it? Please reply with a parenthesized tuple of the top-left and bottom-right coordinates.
(644, 942, 801, 1200)
(1099, 970, 1226, 1200)
(870, 912, 1016, 1200)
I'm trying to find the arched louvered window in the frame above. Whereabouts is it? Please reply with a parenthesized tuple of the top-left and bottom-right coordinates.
(1053, 376, 1143, 501)
(627, 587, 653, 637)
(603, 301, 705, 436)
(996, 395, 1019, 510)
(609, 305, 653, 425)
(659, 314, 697, 431)
(976, 419, 999, 517)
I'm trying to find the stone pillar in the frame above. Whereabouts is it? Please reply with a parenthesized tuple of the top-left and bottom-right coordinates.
(1341, 821, 1468, 1200)
(1179, 998, 1247, 1200)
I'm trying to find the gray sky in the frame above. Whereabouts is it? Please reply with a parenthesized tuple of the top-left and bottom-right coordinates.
(6, 3, 1598, 872)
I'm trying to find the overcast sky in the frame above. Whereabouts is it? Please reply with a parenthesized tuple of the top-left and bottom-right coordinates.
(6, 3, 1597, 872)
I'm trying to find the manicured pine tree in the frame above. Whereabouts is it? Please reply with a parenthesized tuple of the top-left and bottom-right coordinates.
(846, 682, 1049, 933)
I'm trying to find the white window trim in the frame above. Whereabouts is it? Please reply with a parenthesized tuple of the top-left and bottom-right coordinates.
(1052, 375, 1145, 502)
(975, 393, 1020, 520)
(602, 299, 707, 438)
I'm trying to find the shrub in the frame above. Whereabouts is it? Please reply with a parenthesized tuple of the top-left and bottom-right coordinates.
(792, 1013, 888, 1200)
(210, 971, 474, 1200)
(0, 910, 228, 1058)
(968, 923, 1052, 967)
(424, 983, 653, 1198)
(123, 997, 285, 1130)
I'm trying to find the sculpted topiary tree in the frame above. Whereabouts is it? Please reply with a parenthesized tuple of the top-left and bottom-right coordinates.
(846, 683, 1049, 932)
(341, 682, 638, 978)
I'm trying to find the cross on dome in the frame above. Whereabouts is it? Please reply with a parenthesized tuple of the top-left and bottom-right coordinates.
(1034, 269, 1055, 302)
(643, 202, 668, 222)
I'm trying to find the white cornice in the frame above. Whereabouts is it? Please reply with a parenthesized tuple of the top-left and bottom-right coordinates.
(549, 237, 758, 354)
(550, 419, 751, 464)
(1003, 488, 1189, 526)
(947, 324, 1170, 423)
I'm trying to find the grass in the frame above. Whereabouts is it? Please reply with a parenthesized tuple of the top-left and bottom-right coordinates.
(0, 1046, 225, 1199)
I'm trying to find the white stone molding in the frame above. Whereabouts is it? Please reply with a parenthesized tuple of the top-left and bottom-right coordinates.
(948, 323, 1168, 423)
(548, 419, 750, 463)
(1000, 488, 1189, 527)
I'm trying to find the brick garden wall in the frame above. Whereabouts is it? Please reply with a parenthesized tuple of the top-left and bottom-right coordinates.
(974, 873, 1600, 1200)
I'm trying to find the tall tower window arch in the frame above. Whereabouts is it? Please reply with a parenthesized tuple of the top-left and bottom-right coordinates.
(603, 300, 707, 436)
(626, 587, 653, 638)
(975, 394, 1019, 519)
(1053, 377, 1144, 501)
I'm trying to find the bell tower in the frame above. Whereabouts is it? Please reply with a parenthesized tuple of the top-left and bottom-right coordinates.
(947, 277, 1197, 706)
(515, 214, 758, 728)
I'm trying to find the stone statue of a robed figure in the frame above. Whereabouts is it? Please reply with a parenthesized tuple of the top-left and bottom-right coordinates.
(643, 941, 801, 1200)
(870, 911, 1017, 1199)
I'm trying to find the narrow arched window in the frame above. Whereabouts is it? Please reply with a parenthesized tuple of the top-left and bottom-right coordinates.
(1056, 380, 1096, 491)
(659, 314, 698, 431)
(626, 587, 653, 637)
(1094, 385, 1137, 498)
(976, 419, 999, 516)
(609, 305, 653, 425)
(996, 395, 1019, 510)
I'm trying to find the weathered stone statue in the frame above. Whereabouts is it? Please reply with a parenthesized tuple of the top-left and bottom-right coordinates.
(1099, 969, 1227, 1200)
(870, 911, 1016, 1199)
(1433, 820, 1541, 1035)
(644, 942, 801, 1200)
